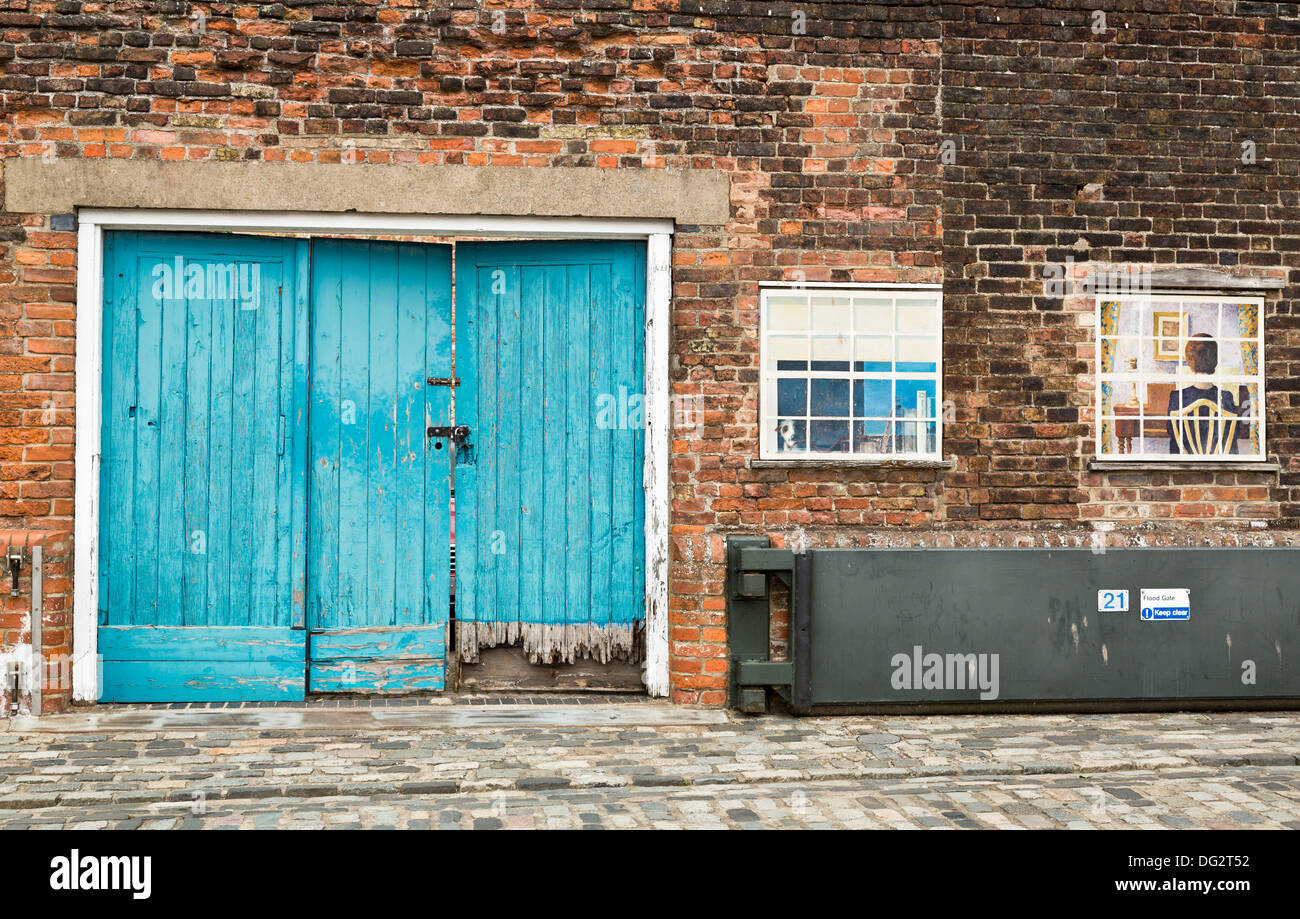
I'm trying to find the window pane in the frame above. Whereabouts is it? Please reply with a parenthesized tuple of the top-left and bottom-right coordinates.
(776, 378, 806, 416)
(811, 334, 851, 371)
(853, 419, 892, 454)
(895, 380, 937, 418)
(893, 420, 937, 455)
(809, 420, 850, 453)
(853, 379, 891, 417)
(767, 297, 807, 331)
(768, 335, 809, 372)
(853, 298, 892, 333)
(854, 335, 891, 372)
(810, 378, 850, 417)
(774, 419, 806, 452)
(810, 297, 851, 333)
(896, 299, 937, 333)
(897, 335, 937, 372)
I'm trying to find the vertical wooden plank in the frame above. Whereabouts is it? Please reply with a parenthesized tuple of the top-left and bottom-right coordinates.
(589, 260, 614, 632)
(367, 242, 399, 626)
(496, 263, 522, 628)
(541, 265, 569, 629)
(249, 252, 282, 627)
(455, 253, 480, 636)
(423, 244, 453, 631)
(131, 248, 163, 627)
(228, 251, 258, 627)
(308, 239, 342, 633)
(631, 242, 647, 629)
(155, 252, 187, 627)
(475, 263, 499, 630)
(182, 247, 211, 626)
(104, 233, 138, 627)
(394, 244, 427, 627)
(337, 242, 371, 629)
(286, 238, 311, 631)
(609, 247, 637, 629)
(518, 264, 545, 632)
(205, 246, 235, 629)
(564, 263, 591, 630)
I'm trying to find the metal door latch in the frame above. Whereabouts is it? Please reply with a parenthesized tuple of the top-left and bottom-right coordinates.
(7, 546, 23, 598)
(426, 377, 460, 387)
(427, 425, 471, 451)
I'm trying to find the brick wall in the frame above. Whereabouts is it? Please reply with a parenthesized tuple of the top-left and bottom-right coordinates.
(0, 529, 72, 713)
(0, 1, 1296, 704)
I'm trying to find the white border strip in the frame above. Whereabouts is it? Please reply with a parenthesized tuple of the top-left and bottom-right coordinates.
(72, 209, 672, 701)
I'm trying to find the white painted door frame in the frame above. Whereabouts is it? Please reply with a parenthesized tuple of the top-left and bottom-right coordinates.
(72, 208, 673, 701)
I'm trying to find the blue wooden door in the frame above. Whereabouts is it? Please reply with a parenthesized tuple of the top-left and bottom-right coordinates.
(306, 239, 453, 692)
(98, 231, 310, 701)
(455, 241, 645, 665)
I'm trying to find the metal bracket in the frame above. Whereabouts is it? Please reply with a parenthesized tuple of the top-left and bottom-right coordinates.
(6, 546, 22, 598)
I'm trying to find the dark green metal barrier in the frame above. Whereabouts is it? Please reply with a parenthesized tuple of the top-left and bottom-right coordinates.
(727, 537, 1300, 714)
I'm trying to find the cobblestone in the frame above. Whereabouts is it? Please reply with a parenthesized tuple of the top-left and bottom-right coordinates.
(3, 708, 1299, 828)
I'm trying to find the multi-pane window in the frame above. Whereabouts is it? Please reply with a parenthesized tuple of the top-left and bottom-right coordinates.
(1096, 294, 1265, 461)
(760, 286, 943, 460)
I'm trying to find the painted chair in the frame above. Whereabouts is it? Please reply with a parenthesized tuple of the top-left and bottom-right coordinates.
(1169, 398, 1240, 455)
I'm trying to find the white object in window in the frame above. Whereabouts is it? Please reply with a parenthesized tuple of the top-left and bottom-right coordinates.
(760, 287, 943, 460)
(1095, 294, 1265, 461)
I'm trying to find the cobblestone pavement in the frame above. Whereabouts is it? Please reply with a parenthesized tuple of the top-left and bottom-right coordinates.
(4, 770, 1298, 830)
(3, 708, 1299, 828)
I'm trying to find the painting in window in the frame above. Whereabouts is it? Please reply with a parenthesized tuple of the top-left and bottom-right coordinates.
(1097, 296, 1264, 460)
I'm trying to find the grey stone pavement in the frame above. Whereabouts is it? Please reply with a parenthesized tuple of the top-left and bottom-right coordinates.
(3, 703, 1299, 829)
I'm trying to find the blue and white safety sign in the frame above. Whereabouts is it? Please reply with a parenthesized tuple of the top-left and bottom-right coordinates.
(1140, 588, 1190, 621)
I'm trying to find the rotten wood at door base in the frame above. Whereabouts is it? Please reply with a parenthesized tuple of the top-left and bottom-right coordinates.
(457, 644, 644, 693)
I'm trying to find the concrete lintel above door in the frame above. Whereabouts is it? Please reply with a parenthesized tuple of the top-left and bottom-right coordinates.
(4, 159, 730, 227)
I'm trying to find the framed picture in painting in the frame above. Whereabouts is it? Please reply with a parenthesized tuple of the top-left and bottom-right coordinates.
(1152, 310, 1185, 361)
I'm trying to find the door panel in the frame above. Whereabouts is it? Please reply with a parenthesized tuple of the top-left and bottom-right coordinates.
(98, 231, 309, 701)
(306, 239, 453, 692)
(455, 241, 646, 665)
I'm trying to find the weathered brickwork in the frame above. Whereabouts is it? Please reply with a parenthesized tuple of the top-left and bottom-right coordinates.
(0, 2, 1297, 704)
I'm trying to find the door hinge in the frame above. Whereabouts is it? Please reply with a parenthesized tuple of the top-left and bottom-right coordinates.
(427, 377, 460, 387)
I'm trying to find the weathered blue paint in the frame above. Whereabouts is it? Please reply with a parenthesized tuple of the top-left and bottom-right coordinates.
(308, 659, 446, 693)
(98, 660, 306, 702)
(455, 241, 646, 662)
(309, 626, 446, 660)
(98, 626, 307, 661)
(306, 239, 453, 691)
(99, 232, 309, 702)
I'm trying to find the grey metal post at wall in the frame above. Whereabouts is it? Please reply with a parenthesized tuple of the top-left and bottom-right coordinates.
(726, 537, 1300, 715)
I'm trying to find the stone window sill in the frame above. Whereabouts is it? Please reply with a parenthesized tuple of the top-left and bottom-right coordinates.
(1088, 459, 1280, 473)
(752, 458, 956, 470)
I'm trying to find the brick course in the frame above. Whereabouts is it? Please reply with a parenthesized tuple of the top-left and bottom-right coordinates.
(0, 1, 1297, 704)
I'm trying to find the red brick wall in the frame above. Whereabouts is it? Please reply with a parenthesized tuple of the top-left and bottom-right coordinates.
(0, 529, 72, 713)
(0, 2, 1296, 705)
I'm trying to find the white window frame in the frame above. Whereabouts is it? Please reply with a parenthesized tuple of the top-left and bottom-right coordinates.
(1094, 291, 1266, 463)
(758, 283, 944, 462)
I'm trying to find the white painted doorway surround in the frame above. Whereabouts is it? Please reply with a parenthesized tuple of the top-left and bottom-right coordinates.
(72, 208, 674, 701)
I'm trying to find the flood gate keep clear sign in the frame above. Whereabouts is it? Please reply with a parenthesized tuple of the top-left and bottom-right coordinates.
(1140, 588, 1190, 621)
